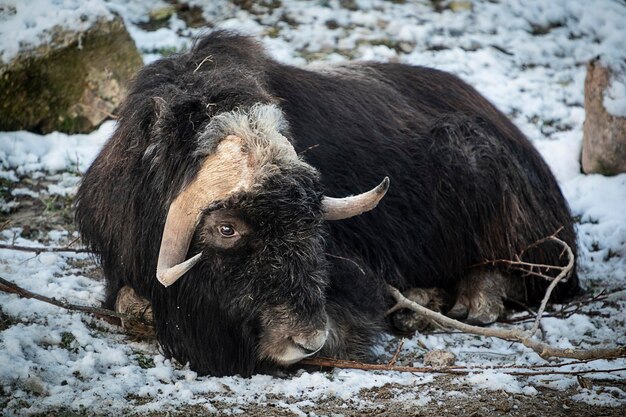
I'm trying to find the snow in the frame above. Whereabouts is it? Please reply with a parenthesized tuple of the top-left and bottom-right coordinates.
(0, 0, 114, 64)
(1, 0, 626, 415)
(464, 371, 538, 395)
(604, 69, 626, 118)
(0, 121, 113, 175)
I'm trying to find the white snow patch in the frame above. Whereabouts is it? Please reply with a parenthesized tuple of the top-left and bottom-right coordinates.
(0, 121, 114, 175)
(572, 387, 626, 407)
(0, 0, 114, 64)
(604, 70, 626, 118)
(465, 371, 538, 395)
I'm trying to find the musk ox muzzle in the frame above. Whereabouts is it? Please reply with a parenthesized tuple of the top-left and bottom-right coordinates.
(259, 306, 330, 365)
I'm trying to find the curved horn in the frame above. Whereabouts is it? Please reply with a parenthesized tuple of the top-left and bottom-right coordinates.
(322, 177, 390, 221)
(156, 135, 254, 287)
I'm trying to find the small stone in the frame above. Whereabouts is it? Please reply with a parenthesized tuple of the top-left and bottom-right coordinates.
(448, 1, 474, 12)
(495, 400, 512, 413)
(397, 42, 414, 54)
(423, 349, 456, 367)
(149, 6, 176, 22)
(22, 376, 48, 396)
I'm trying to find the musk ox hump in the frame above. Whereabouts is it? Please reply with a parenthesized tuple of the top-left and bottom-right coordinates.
(156, 135, 256, 287)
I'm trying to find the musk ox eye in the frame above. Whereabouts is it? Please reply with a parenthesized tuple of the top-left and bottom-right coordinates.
(218, 224, 237, 238)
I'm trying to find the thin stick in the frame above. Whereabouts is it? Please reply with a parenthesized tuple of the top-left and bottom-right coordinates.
(301, 357, 468, 374)
(193, 55, 213, 73)
(0, 276, 125, 325)
(388, 339, 405, 366)
(300, 357, 626, 376)
(0, 243, 91, 254)
(530, 236, 575, 335)
(387, 285, 625, 361)
(476, 228, 571, 283)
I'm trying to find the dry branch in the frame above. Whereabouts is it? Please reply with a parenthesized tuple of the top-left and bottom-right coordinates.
(0, 276, 124, 325)
(300, 356, 626, 376)
(0, 243, 91, 254)
(387, 283, 625, 360)
(385, 233, 626, 361)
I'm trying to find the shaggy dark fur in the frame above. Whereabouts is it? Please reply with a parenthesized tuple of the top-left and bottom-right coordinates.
(76, 31, 579, 376)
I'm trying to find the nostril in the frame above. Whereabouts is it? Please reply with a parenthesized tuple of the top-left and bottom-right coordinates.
(291, 329, 327, 355)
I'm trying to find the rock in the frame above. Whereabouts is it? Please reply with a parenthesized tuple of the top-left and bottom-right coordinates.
(495, 400, 512, 413)
(448, 1, 474, 12)
(0, 16, 142, 134)
(423, 349, 456, 367)
(149, 5, 176, 22)
(581, 60, 626, 175)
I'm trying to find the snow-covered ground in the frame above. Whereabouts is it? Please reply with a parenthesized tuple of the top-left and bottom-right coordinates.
(1, 0, 625, 415)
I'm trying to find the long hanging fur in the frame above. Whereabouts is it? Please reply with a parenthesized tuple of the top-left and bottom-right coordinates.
(76, 31, 579, 376)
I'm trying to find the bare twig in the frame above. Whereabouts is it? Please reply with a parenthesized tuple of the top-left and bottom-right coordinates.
(300, 357, 626, 376)
(0, 276, 124, 325)
(529, 236, 575, 335)
(476, 227, 571, 283)
(301, 357, 468, 374)
(193, 55, 213, 73)
(387, 285, 625, 361)
(409, 231, 625, 360)
(504, 289, 615, 324)
(0, 243, 91, 254)
(388, 339, 405, 366)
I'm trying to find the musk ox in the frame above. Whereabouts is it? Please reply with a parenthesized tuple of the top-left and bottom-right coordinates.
(76, 31, 579, 376)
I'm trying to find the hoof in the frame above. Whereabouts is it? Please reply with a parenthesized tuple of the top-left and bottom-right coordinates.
(449, 271, 506, 326)
(115, 286, 155, 339)
(391, 287, 450, 333)
(447, 298, 469, 320)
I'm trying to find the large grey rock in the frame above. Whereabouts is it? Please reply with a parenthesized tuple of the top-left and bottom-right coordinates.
(0, 16, 142, 134)
(581, 60, 626, 175)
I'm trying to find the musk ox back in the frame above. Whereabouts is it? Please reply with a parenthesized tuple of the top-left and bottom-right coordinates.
(76, 31, 579, 376)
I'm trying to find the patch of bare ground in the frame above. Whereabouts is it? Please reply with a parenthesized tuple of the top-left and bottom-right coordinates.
(1, 175, 78, 239)
(11, 376, 626, 416)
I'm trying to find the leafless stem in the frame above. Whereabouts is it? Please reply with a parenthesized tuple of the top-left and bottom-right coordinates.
(388, 339, 405, 366)
(529, 236, 575, 335)
(300, 356, 626, 376)
(193, 55, 213, 73)
(0, 276, 126, 325)
(387, 285, 625, 361)
(476, 227, 572, 283)
(0, 243, 91, 254)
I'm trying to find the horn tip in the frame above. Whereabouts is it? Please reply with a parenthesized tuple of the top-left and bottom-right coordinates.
(156, 272, 172, 288)
(378, 177, 390, 194)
